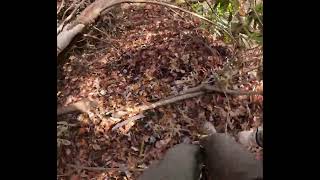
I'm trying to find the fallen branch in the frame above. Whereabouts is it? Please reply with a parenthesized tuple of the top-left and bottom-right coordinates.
(83, 33, 111, 44)
(112, 91, 204, 118)
(57, 0, 233, 56)
(111, 85, 261, 129)
(112, 84, 262, 119)
(67, 164, 145, 171)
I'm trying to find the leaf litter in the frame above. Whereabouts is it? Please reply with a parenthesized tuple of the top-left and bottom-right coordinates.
(57, 3, 262, 179)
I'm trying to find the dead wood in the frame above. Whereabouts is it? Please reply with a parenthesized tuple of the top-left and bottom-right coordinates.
(111, 84, 262, 129)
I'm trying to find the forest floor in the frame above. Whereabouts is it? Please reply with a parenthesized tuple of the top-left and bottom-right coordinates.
(57, 1, 263, 179)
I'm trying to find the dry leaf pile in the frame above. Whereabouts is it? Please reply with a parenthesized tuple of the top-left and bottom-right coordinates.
(57, 2, 262, 179)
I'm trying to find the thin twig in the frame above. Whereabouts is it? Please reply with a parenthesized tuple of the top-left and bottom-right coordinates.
(250, 1, 263, 28)
(57, 0, 65, 15)
(112, 113, 145, 131)
(67, 164, 145, 171)
(205, 0, 215, 14)
(112, 91, 204, 118)
(203, 0, 228, 28)
(187, 0, 229, 31)
(168, 7, 187, 21)
(83, 34, 110, 44)
(93, 26, 112, 38)
(61, 0, 78, 21)
(92, 26, 122, 54)
(111, 83, 262, 129)
(179, 86, 202, 95)
(58, 0, 86, 34)
(112, 84, 262, 118)
(67, 0, 86, 22)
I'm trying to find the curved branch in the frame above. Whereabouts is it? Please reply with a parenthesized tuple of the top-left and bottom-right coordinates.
(111, 84, 262, 119)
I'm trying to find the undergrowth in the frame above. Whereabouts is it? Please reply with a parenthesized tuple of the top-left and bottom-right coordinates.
(185, 0, 263, 48)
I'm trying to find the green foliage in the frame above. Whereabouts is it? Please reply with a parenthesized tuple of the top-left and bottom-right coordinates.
(216, 0, 233, 16)
(187, 0, 263, 48)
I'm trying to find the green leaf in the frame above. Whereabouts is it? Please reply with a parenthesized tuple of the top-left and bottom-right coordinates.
(255, 3, 263, 14)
